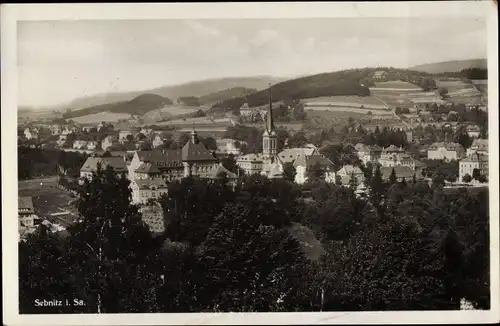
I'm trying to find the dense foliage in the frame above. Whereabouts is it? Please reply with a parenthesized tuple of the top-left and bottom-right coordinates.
(18, 147, 87, 180)
(19, 163, 490, 313)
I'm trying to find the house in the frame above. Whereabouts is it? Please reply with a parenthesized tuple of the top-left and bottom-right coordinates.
(80, 156, 128, 181)
(61, 127, 73, 135)
(355, 143, 382, 164)
(459, 153, 488, 183)
(81, 125, 93, 133)
(293, 151, 335, 184)
(380, 166, 417, 182)
(139, 128, 154, 136)
(336, 165, 365, 186)
(101, 135, 118, 151)
(57, 135, 68, 147)
(118, 130, 133, 144)
(73, 140, 88, 149)
(50, 125, 62, 135)
(278, 144, 320, 164)
(18, 196, 37, 229)
(236, 154, 264, 176)
(239, 103, 253, 117)
(139, 204, 165, 234)
(216, 139, 247, 156)
(24, 127, 38, 140)
(130, 178, 169, 205)
(373, 70, 388, 81)
(467, 139, 488, 156)
(466, 124, 481, 138)
(86, 140, 98, 150)
(427, 142, 465, 161)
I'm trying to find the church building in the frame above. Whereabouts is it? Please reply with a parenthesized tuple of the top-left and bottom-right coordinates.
(236, 88, 284, 178)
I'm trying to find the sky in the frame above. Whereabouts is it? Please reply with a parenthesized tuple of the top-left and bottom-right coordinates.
(17, 17, 487, 108)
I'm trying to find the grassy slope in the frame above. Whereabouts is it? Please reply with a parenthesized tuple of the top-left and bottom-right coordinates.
(410, 59, 487, 74)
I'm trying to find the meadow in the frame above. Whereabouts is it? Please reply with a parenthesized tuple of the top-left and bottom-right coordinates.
(371, 80, 423, 90)
(70, 111, 131, 124)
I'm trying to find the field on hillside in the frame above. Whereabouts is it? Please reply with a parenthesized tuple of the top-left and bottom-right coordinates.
(303, 96, 386, 109)
(372, 80, 423, 90)
(18, 177, 78, 226)
(305, 106, 392, 115)
(70, 111, 131, 124)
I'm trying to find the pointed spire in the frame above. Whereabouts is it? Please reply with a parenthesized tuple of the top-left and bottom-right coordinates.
(266, 83, 275, 133)
(191, 123, 198, 144)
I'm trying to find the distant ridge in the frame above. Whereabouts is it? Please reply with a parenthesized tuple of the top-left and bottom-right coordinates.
(63, 76, 286, 111)
(410, 59, 487, 74)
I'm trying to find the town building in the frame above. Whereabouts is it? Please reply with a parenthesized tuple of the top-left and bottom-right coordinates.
(293, 150, 335, 184)
(427, 142, 465, 161)
(24, 127, 39, 140)
(101, 135, 118, 151)
(18, 196, 37, 230)
(278, 144, 320, 164)
(118, 130, 133, 144)
(459, 153, 488, 182)
(236, 89, 284, 179)
(86, 140, 98, 150)
(129, 129, 219, 183)
(50, 125, 62, 135)
(239, 102, 253, 118)
(79, 156, 128, 181)
(130, 178, 169, 205)
(467, 139, 488, 156)
(216, 138, 246, 156)
(57, 135, 68, 147)
(336, 165, 365, 186)
(380, 166, 417, 182)
(139, 204, 165, 234)
(373, 70, 388, 81)
(466, 124, 481, 138)
(152, 134, 165, 148)
(73, 140, 88, 149)
(355, 143, 383, 164)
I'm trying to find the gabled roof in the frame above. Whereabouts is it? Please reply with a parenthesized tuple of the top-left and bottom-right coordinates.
(279, 147, 318, 163)
(380, 166, 415, 180)
(461, 152, 488, 163)
(237, 153, 263, 162)
(337, 164, 363, 175)
(208, 164, 238, 179)
(133, 178, 168, 190)
(182, 140, 217, 162)
(135, 162, 161, 174)
(428, 142, 464, 151)
(80, 157, 127, 173)
(18, 196, 34, 213)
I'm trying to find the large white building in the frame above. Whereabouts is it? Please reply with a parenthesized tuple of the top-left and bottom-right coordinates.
(467, 139, 488, 156)
(459, 153, 488, 182)
(427, 142, 465, 161)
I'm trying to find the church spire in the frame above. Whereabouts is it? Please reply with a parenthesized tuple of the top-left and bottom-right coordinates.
(190, 123, 198, 144)
(266, 83, 275, 133)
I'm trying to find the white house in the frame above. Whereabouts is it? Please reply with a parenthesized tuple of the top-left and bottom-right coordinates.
(466, 124, 481, 138)
(293, 150, 335, 184)
(336, 165, 365, 186)
(24, 128, 38, 140)
(427, 142, 465, 161)
(86, 140, 98, 150)
(101, 135, 117, 151)
(216, 138, 247, 155)
(79, 156, 128, 181)
(459, 153, 488, 183)
(73, 140, 88, 149)
(467, 139, 488, 156)
(118, 130, 133, 144)
(152, 134, 165, 149)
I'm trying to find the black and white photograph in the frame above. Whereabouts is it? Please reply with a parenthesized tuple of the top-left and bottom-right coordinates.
(2, 2, 499, 325)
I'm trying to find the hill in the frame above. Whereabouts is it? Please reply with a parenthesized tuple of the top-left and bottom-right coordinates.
(410, 59, 487, 74)
(199, 87, 257, 105)
(62, 94, 173, 119)
(209, 67, 432, 113)
(64, 76, 285, 110)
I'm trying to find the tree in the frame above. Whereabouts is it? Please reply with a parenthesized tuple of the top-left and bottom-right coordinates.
(200, 136, 217, 151)
(126, 134, 134, 142)
(438, 87, 449, 99)
(472, 168, 481, 180)
(283, 162, 297, 183)
(389, 167, 398, 185)
(478, 175, 487, 183)
(197, 200, 315, 311)
(462, 174, 472, 183)
(306, 162, 325, 184)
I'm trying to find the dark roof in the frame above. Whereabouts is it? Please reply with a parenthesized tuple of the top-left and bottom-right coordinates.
(182, 140, 217, 162)
(80, 157, 128, 173)
(133, 178, 168, 190)
(18, 196, 34, 213)
(208, 164, 238, 179)
(135, 162, 161, 174)
(137, 149, 183, 168)
(381, 166, 415, 180)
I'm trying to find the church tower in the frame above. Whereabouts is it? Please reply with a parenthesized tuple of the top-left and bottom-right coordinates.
(262, 85, 278, 158)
